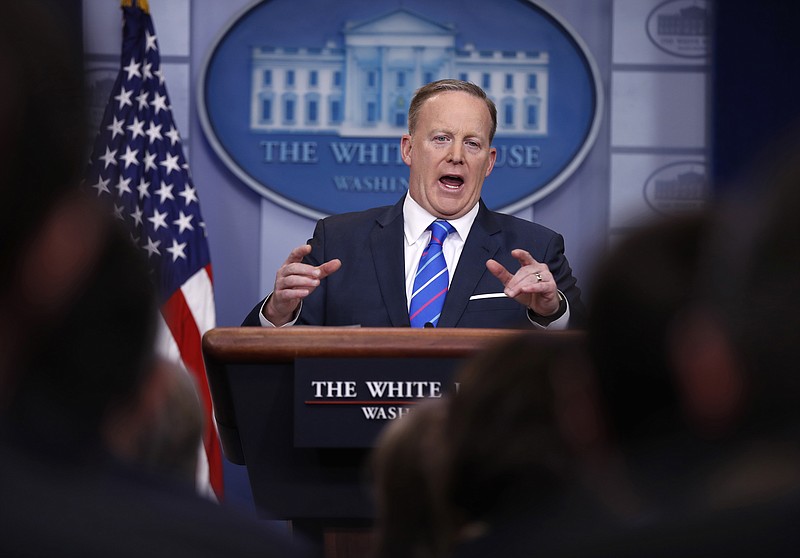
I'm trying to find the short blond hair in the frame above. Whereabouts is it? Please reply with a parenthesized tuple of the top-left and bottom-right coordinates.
(407, 79, 497, 143)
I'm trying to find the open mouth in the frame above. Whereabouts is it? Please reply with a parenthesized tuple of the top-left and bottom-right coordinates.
(439, 175, 464, 189)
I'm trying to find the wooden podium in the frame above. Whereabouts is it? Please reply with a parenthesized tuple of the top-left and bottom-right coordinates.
(202, 327, 523, 556)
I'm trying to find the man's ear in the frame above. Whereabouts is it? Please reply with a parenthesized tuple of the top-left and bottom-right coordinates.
(485, 147, 497, 177)
(400, 134, 412, 167)
(669, 309, 746, 437)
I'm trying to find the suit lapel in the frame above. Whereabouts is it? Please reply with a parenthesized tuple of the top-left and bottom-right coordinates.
(370, 198, 410, 327)
(439, 202, 501, 327)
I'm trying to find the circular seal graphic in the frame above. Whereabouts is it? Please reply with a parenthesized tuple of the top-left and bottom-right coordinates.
(199, 0, 602, 219)
(643, 160, 708, 216)
(646, 0, 710, 59)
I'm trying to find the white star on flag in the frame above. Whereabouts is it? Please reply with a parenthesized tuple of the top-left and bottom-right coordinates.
(173, 210, 194, 233)
(127, 116, 145, 139)
(115, 176, 132, 196)
(99, 147, 118, 168)
(179, 184, 198, 205)
(148, 208, 168, 231)
(166, 239, 188, 262)
(91, 176, 111, 196)
(135, 90, 149, 110)
(159, 152, 180, 174)
(107, 116, 125, 138)
(123, 58, 141, 80)
(115, 87, 133, 109)
(120, 146, 139, 169)
(155, 180, 175, 203)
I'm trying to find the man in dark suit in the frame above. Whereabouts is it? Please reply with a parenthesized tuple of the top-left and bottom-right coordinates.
(244, 79, 584, 329)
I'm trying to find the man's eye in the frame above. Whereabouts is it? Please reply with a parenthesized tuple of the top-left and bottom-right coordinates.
(434, 135, 449, 142)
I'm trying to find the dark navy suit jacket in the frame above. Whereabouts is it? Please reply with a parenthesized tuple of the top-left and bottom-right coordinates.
(243, 197, 585, 329)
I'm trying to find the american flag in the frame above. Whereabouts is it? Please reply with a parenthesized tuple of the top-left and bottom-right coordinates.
(84, 0, 223, 499)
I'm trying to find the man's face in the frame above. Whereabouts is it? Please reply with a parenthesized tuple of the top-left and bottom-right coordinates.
(401, 91, 497, 220)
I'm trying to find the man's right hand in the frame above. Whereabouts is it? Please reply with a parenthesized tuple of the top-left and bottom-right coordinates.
(263, 244, 342, 326)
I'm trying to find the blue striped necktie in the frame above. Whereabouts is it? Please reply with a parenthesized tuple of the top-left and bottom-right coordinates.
(409, 220, 455, 328)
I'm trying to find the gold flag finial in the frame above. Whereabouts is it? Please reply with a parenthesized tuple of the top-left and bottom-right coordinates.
(121, 0, 150, 13)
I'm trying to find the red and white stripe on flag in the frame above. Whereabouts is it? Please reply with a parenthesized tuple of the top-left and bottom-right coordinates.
(158, 264, 223, 499)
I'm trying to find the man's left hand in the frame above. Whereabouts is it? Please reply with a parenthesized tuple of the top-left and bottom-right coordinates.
(486, 249, 560, 316)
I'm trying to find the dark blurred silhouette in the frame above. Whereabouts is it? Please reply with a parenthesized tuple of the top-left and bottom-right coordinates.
(587, 214, 712, 454)
(0, 220, 315, 557)
(697, 144, 800, 434)
(574, 166, 800, 556)
(0, 2, 92, 399)
(369, 331, 606, 558)
(5, 221, 158, 455)
(0, 3, 315, 556)
(446, 332, 610, 558)
(371, 398, 450, 558)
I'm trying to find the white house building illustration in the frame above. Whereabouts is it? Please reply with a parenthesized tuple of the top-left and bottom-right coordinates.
(249, 9, 549, 137)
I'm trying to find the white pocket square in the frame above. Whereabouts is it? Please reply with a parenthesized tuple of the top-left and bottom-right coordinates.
(469, 293, 508, 301)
